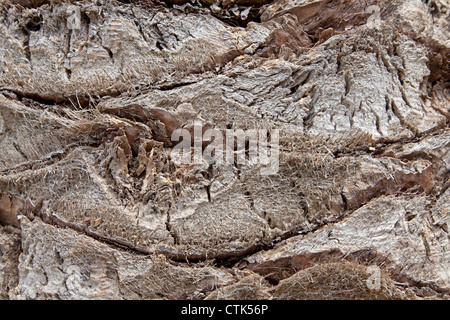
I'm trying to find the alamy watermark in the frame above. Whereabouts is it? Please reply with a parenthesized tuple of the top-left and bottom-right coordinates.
(366, 265, 381, 290)
(366, 5, 381, 27)
(61, 2, 382, 175)
(170, 122, 279, 175)
(67, 6, 81, 30)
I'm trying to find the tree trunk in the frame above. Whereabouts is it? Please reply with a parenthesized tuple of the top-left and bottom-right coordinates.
(0, 0, 449, 299)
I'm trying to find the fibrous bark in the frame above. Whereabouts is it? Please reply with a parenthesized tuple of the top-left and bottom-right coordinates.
(0, 0, 449, 299)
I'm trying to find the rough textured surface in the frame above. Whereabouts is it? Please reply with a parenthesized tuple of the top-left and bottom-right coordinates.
(0, 0, 449, 299)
